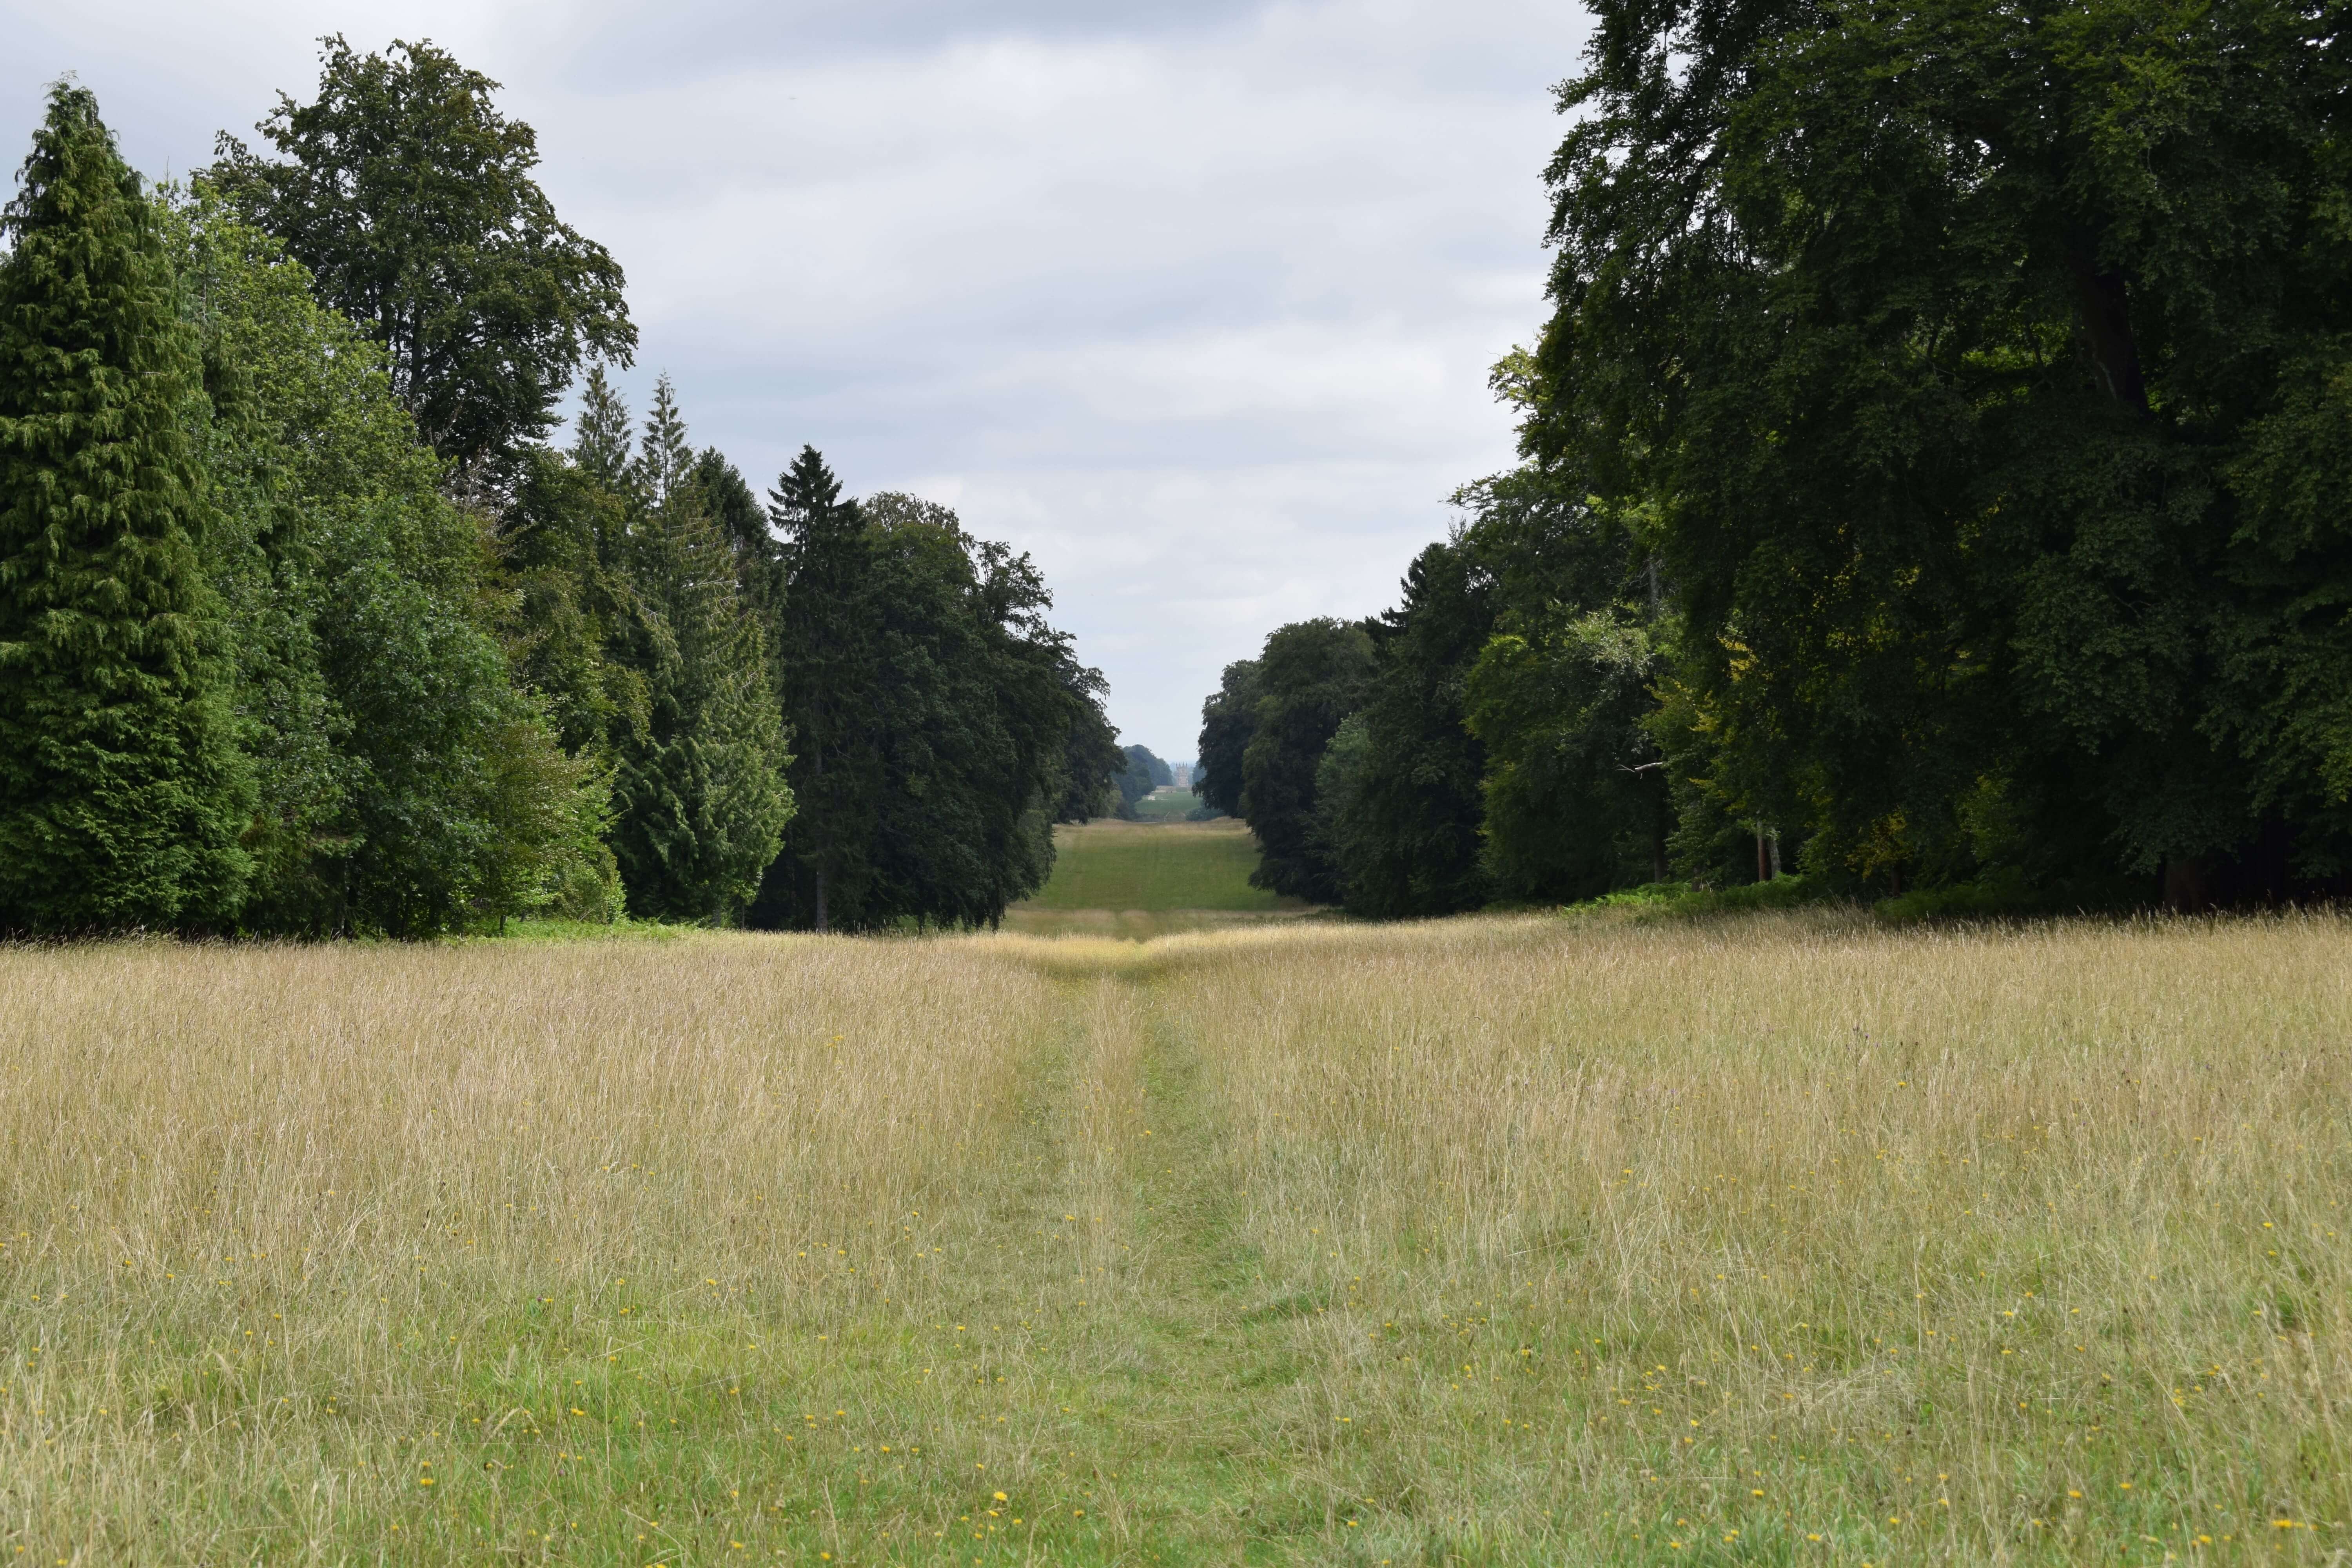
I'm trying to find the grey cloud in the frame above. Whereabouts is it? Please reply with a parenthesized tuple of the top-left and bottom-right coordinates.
(550, 0, 1274, 83)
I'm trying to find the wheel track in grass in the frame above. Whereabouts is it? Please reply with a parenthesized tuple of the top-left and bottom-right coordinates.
(981, 961, 1377, 1564)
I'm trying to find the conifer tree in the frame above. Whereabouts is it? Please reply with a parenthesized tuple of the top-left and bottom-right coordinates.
(570, 364, 633, 493)
(0, 84, 251, 931)
(606, 387, 791, 921)
(629, 373, 693, 508)
(761, 445, 873, 931)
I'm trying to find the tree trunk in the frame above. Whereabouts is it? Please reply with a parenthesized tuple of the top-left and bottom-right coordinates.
(2071, 251, 2149, 414)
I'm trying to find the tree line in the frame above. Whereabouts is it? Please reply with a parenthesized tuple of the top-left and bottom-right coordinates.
(0, 41, 1125, 936)
(1206, 0, 2352, 917)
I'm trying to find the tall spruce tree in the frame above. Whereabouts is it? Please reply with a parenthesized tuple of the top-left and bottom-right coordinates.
(570, 364, 634, 494)
(606, 387, 791, 922)
(0, 84, 252, 931)
(629, 374, 693, 508)
(761, 445, 873, 931)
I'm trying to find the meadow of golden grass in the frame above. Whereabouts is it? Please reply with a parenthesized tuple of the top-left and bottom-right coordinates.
(1, 913, 2345, 1564)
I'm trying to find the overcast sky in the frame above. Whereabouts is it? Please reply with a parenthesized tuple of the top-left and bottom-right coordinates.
(3, 0, 1588, 759)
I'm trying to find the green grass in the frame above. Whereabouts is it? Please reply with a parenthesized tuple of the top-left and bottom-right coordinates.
(1016, 818, 1295, 915)
(1130, 788, 1201, 821)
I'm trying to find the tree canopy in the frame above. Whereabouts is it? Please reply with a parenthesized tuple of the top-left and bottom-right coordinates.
(0, 84, 251, 932)
(211, 36, 635, 484)
(1, 60, 1120, 936)
(1216, 0, 2352, 917)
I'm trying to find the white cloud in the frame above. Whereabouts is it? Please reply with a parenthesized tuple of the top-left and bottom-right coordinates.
(2, 0, 1586, 756)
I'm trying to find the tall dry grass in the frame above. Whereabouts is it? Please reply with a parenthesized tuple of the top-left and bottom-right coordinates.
(1, 913, 2345, 1563)
(0, 935, 1045, 1291)
(1161, 911, 2352, 1558)
(0, 935, 1056, 1559)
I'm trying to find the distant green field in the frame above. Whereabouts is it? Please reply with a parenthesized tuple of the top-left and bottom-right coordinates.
(1015, 818, 1293, 913)
(1131, 786, 1200, 820)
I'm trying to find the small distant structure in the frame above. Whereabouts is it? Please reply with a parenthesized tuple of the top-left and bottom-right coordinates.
(1172, 761, 1194, 789)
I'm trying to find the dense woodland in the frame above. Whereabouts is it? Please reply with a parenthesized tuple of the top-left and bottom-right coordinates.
(1207, 0, 2352, 918)
(0, 43, 1125, 936)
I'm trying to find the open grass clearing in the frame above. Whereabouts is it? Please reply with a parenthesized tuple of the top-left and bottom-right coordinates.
(1129, 790, 1201, 822)
(1, 913, 2346, 1563)
(1011, 817, 1298, 920)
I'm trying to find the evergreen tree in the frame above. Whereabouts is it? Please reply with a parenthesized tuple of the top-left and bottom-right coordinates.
(1320, 535, 1495, 917)
(607, 391, 792, 922)
(756, 461, 1110, 931)
(691, 447, 769, 562)
(761, 446, 875, 931)
(629, 373, 693, 508)
(570, 365, 633, 494)
(0, 84, 252, 931)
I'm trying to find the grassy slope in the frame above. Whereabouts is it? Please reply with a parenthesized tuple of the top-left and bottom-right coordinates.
(1016, 817, 1291, 913)
(4, 915, 2348, 1564)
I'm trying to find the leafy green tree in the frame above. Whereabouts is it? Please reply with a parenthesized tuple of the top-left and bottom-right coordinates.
(212, 36, 635, 483)
(1319, 535, 1495, 917)
(174, 189, 608, 934)
(1239, 618, 1374, 902)
(0, 85, 252, 932)
(1056, 666, 1126, 823)
(1448, 470, 1680, 902)
(757, 457, 1111, 931)
(1193, 659, 1259, 820)
(1532, 0, 2352, 904)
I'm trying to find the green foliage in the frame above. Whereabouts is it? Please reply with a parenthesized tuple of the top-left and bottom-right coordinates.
(1238, 618, 1374, 902)
(0, 59, 1111, 940)
(759, 454, 1107, 931)
(1057, 685, 1126, 825)
(1318, 537, 1494, 918)
(1193, 659, 1259, 820)
(211, 36, 635, 481)
(1466, 604, 1670, 901)
(1528, 0, 2352, 902)
(1111, 743, 1171, 817)
(570, 365, 634, 494)
(605, 383, 792, 924)
(499, 447, 641, 759)
(174, 190, 608, 935)
(0, 85, 252, 933)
